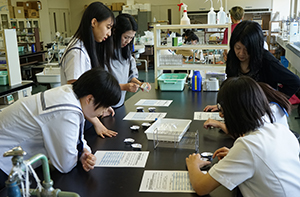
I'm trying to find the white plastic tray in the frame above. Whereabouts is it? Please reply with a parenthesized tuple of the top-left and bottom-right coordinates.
(144, 118, 192, 142)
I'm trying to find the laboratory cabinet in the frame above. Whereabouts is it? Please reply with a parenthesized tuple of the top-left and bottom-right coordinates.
(153, 23, 231, 89)
(0, 81, 33, 111)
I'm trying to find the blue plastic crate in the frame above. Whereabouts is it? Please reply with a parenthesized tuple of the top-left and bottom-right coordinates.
(280, 56, 289, 68)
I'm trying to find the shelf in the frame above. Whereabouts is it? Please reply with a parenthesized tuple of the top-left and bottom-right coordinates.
(154, 24, 229, 30)
(20, 60, 38, 66)
(17, 34, 35, 36)
(157, 45, 228, 50)
(157, 64, 226, 71)
(153, 23, 231, 89)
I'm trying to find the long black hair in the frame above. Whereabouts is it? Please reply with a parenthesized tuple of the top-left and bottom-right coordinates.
(113, 13, 138, 60)
(217, 76, 274, 139)
(226, 21, 265, 80)
(258, 82, 291, 114)
(68, 2, 115, 69)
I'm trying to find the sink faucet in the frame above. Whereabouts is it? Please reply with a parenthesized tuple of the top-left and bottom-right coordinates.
(3, 146, 80, 197)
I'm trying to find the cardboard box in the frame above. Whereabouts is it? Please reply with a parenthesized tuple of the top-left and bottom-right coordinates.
(8, 5, 14, 18)
(16, 2, 24, 7)
(26, 9, 39, 18)
(27, 1, 41, 10)
(16, 1, 30, 10)
(112, 2, 124, 11)
(24, 2, 31, 10)
(14, 7, 24, 18)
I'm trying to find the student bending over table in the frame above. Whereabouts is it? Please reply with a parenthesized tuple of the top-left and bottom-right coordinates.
(186, 76, 300, 197)
(0, 68, 121, 190)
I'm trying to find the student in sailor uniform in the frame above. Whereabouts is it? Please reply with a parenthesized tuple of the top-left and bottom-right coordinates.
(203, 81, 291, 133)
(108, 13, 151, 109)
(186, 76, 300, 197)
(60, 2, 117, 138)
(0, 68, 121, 189)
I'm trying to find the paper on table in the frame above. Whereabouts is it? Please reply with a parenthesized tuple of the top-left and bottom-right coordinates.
(123, 112, 167, 121)
(94, 151, 149, 168)
(139, 170, 207, 193)
(194, 112, 224, 121)
(135, 99, 173, 107)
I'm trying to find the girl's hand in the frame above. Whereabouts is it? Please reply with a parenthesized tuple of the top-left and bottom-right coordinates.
(102, 107, 115, 118)
(80, 150, 96, 172)
(203, 105, 218, 112)
(213, 147, 229, 161)
(126, 82, 140, 92)
(203, 118, 222, 129)
(186, 153, 211, 170)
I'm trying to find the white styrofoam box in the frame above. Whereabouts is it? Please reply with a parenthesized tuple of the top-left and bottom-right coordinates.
(140, 3, 151, 11)
(145, 118, 192, 142)
(132, 4, 143, 9)
(126, 0, 134, 5)
(131, 8, 138, 15)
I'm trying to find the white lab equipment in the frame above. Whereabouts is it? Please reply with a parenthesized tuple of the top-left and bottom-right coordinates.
(207, 0, 216, 25)
(217, 0, 226, 24)
(178, 3, 190, 25)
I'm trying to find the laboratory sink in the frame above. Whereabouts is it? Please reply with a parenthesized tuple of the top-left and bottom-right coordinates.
(36, 66, 61, 88)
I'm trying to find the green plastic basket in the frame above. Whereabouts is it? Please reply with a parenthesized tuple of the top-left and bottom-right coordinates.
(157, 73, 187, 91)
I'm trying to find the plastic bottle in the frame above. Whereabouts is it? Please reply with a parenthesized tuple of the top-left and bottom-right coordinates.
(217, 0, 226, 24)
(207, 0, 216, 24)
(177, 3, 190, 25)
(26, 21, 31, 28)
(192, 70, 202, 92)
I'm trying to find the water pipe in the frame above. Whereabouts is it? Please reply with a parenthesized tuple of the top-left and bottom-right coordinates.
(4, 147, 81, 197)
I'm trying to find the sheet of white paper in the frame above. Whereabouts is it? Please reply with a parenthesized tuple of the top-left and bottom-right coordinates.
(139, 170, 207, 193)
(194, 112, 224, 121)
(94, 151, 149, 167)
(135, 99, 173, 107)
(123, 112, 167, 121)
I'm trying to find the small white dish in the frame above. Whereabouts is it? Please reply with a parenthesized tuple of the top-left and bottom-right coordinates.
(130, 125, 140, 131)
(124, 138, 135, 145)
(131, 143, 142, 150)
(141, 122, 151, 127)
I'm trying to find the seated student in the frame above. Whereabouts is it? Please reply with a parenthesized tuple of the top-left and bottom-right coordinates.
(186, 76, 300, 197)
(203, 82, 291, 133)
(0, 68, 121, 190)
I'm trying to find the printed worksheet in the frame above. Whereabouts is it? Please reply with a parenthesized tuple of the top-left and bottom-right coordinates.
(139, 170, 207, 193)
(194, 112, 224, 121)
(135, 99, 173, 107)
(94, 151, 149, 168)
(123, 112, 167, 121)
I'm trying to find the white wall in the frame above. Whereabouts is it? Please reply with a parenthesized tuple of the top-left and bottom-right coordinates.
(273, 0, 291, 20)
